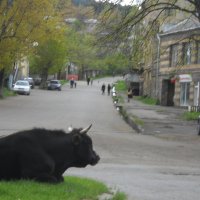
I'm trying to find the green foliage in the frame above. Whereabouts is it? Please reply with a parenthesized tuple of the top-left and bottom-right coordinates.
(104, 53, 129, 74)
(112, 191, 127, 200)
(1, 88, 16, 98)
(182, 111, 200, 120)
(115, 80, 127, 92)
(0, 0, 63, 97)
(30, 38, 68, 81)
(60, 80, 68, 85)
(0, 177, 106, 200)
(131, 115, 144, 126)
(136, 96, 158, 105)
(65, 28, 98, 71)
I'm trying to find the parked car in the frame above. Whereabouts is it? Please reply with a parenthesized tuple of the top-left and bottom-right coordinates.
(47, 80, 61, 91)
(33, 77, 42, 86)
(13, 80, 31, 95)
(24, 77, 35, 89)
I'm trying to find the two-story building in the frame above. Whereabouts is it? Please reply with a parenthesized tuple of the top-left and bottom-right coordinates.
(157, 18, 200, 107)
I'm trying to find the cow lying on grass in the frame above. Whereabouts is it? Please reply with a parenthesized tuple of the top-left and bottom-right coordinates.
(0, 124, 100, 183)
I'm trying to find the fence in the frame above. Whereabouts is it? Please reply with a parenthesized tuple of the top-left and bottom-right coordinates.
(188, 106, 200, 112)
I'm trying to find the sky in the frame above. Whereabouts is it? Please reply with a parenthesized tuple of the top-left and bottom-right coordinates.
(120, 0, 142, 6)
(96, 0, 142, 6)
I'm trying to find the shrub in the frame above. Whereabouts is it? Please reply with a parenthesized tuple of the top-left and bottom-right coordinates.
(182, 111, 200, 120)
(136, 96, 158, 105)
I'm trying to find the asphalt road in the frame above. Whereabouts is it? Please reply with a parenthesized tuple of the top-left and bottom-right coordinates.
(0, 77, 200, 200)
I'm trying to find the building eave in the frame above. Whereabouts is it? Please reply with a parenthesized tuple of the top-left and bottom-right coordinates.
(159, 27, 200, 37)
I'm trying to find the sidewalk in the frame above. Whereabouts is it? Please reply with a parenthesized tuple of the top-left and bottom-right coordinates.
(117, 94, 197, 138)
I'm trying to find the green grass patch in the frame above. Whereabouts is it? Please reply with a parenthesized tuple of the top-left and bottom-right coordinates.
(0, 176, 126, 200)
(131, 115, 144, 126)
(112, 95, 124, 104)
(1, 87, 16, 98)
(112, 192, 127, 200)
(182, 111, 200, 120)
(60, 80, 68, 85)
(135, 96, 158, 105)
(115, 80, 127, 92)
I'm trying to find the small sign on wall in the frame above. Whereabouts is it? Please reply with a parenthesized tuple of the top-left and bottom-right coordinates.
(179, 74, 192, 82)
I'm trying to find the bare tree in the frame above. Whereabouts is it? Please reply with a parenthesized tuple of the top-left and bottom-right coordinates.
(99, 0, 199, 39)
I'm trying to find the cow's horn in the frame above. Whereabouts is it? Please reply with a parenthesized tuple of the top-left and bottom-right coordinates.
(80, 124, 92, 134)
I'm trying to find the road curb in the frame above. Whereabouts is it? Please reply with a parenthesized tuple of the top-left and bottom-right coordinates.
(117, 104, 143, 133)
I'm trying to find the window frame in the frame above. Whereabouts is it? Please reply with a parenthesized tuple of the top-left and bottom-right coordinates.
(170, 44, 179, 67)
(182, 42, 192, 65)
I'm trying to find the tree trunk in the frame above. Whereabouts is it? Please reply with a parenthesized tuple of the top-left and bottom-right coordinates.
(39, 70, 48, 89)
(0, 68, 5, 98)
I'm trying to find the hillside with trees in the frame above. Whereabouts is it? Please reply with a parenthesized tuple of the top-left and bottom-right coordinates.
(0, 0, 133, 96)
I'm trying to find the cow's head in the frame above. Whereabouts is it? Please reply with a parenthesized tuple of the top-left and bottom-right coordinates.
(70, 124, 100, 167)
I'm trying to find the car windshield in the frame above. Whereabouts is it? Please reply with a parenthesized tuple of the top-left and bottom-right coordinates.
(51, 81, 59, 84)
(16, 81, 29, 86)
(25, 78, 33, 82)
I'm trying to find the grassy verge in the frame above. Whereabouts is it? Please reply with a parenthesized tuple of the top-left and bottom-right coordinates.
(112, 80, 127, 104)
(130, 115, 144, 126)
(115, 80, 127, 92)
(0, 176, 126, 200)
(1, 87, 16, 99)
(60, 80, 68, 85)
(182, 111, 200, 120)
(135, 96, 158, 105)
(112, 192, 127, 200)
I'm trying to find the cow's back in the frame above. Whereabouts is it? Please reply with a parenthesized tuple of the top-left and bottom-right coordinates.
(0, 129, 70, 180)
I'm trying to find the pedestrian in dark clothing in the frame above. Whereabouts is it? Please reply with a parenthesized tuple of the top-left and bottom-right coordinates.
(127, 87, 133, 102)
(107, 84, 111, 95)
(87, 77, 90, 86)
(70, 78, 74, 88)
(101, 83, 106, 95)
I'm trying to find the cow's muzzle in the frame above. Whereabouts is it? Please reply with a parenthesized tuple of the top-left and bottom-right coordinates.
(90, 153, 100, 166)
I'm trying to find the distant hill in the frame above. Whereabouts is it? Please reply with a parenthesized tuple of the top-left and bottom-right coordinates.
(71, 0, 131, 14)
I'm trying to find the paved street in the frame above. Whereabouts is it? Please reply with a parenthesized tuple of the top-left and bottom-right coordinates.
(0, 77, 200, 200)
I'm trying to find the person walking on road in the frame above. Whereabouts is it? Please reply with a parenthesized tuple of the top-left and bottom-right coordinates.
(70, 78, 74, 88)
(87, 77, 90, 86)
(107, 84, 111, 95)
(101, 83, 106, 95)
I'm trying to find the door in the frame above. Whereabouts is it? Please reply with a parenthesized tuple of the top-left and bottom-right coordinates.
(180, 82, 190, 106)
(161, 80, 175, 106)
(167, 80, 175, 106)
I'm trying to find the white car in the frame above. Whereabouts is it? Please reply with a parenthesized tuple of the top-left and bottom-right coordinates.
(13, 80, 31, 95)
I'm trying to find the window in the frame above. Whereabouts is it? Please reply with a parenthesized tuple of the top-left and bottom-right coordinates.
(183, 42, 192, 65)
(170, 44, 179, 67)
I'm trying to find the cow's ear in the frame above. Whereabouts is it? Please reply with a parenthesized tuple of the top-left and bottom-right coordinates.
(72, 134, 81, 145)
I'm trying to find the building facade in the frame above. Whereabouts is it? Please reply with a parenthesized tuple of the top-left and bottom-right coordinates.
(157, 18, 200, 107)
(140, 1, 199, 107)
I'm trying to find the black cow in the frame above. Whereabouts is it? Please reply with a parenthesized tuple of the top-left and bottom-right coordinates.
(0, 124, 100, 183)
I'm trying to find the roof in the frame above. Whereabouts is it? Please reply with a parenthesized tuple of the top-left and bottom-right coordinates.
(125, 73, 140, 82)
(160, 17, 200, 36)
